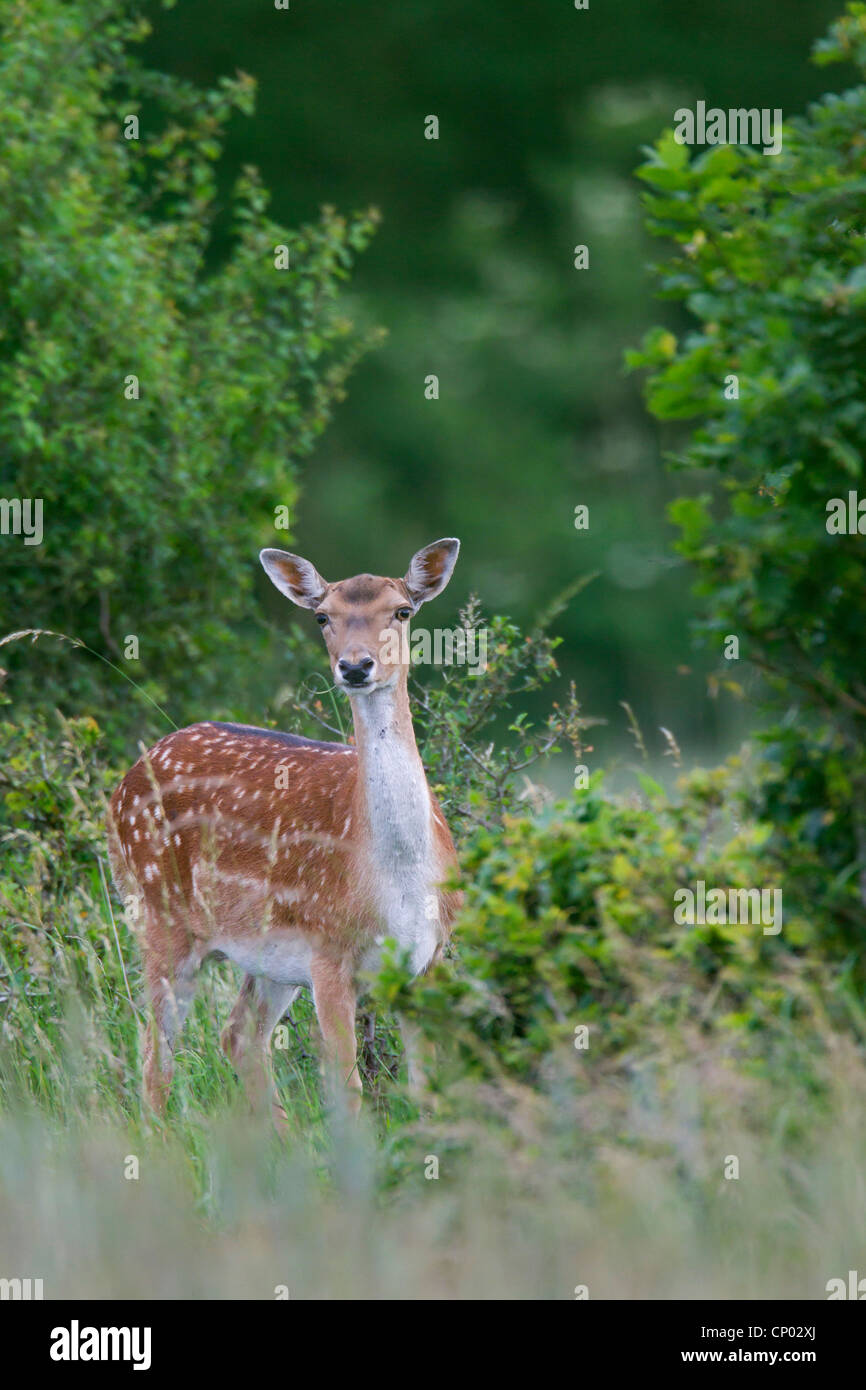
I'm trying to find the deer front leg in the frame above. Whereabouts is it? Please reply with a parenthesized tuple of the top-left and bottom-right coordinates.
(310, 953, 362, 1117)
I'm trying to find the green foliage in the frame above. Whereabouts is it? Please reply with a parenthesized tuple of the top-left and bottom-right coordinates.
(0, 704, 134, 1116)
(373, 759, 847, 1092)
(0, 0, 378, 725)
(409, 594, 589, 831)
(627, 4, 866, 936)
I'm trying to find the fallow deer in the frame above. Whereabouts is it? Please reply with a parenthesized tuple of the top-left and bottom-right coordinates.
(107, 539, 463, 1118)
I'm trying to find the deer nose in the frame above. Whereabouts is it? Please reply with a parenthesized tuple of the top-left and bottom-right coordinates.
(338, 657, 374, 687)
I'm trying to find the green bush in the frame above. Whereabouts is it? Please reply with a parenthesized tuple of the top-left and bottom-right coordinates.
(627, 3, 866, 943)
(371, 756, 852, 1101)
(0, 0, 379, 728)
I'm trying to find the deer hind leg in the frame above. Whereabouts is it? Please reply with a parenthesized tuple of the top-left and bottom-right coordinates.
(310, 954, 362, 1117)
(220, 973, 258, 1070)
(221, 974, 301, 1121)
(142, 952, 198, 1117)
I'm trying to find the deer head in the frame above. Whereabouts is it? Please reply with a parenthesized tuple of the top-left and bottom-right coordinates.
(259, 538, 460, 693)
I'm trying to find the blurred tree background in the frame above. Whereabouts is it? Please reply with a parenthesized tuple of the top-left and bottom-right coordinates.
(137, 0, 843, 770)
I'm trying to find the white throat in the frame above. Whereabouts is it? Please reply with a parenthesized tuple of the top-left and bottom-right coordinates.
(351, 684, 432, 868)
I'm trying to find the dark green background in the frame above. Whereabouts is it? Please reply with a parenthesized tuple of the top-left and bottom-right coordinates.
(143, 0, 842, 766)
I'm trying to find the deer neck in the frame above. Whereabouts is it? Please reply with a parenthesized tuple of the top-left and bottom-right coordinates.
(349, 678, 432, 870)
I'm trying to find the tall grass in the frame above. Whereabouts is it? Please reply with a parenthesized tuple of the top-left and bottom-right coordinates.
(2, 1027, 865, 1298)
(1, 880, 864, 1299)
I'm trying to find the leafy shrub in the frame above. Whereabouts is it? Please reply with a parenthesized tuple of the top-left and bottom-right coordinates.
(372, 756, 849, 1102)
(0, 0, 379, 727)
(627, 3, 866, 941)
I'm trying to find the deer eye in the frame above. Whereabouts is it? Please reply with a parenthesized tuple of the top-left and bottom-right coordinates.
(315, 613, 329, 627)
(395, 607, 412, 621)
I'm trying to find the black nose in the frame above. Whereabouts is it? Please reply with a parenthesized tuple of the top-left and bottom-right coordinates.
(338, 658, 374, 687)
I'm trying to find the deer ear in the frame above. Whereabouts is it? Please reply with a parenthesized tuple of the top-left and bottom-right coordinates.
(404, 538, 460, 606)
(260, 549, 328, 609)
